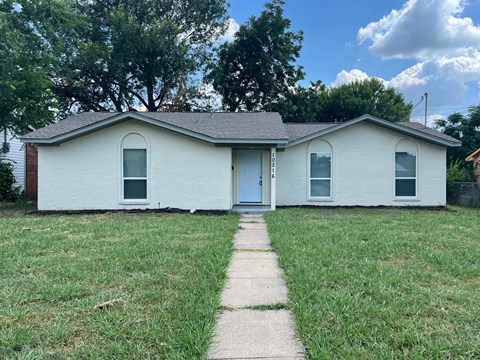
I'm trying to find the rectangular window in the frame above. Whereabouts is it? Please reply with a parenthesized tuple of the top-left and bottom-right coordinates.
(123, 149, 147, 200)
(395, 151, 416, 197)
(310, 152, 331, 198)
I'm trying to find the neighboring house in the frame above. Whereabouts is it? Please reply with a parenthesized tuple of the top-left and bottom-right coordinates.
(2, 129, 26, 191)
(20, 112, 461, 211)
(466, 148, 480, 186)
(2, 129, 38, 198)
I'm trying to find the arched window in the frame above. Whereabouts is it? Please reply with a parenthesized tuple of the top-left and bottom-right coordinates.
(308, 139, 333, 199)
(395, 139, 418, 198)
(121, 133, 148, 201)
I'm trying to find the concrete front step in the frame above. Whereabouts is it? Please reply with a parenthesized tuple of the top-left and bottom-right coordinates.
(232, 206, 273, 214)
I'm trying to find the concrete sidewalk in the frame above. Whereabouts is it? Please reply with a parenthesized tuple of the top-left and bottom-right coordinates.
(207, 214, 305, 360)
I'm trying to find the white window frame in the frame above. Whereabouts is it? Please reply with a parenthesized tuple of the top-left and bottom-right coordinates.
(308, 151, 332, 200)
(121, 148, 148, 203)
(394, 150, 417, 199)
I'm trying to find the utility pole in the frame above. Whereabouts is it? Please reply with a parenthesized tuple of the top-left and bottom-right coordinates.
(424, 92, 428, 126)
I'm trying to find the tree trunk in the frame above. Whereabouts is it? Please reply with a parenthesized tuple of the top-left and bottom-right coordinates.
(146, 79, 155, 111)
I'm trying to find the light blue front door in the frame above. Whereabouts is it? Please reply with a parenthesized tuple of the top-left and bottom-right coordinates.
(239, 152, 262, 203)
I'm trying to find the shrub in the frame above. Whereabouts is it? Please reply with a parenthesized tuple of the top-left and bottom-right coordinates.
(446, 159, 476, 204)
(0, 155, 21, 201)
(447, 159, 474, 185)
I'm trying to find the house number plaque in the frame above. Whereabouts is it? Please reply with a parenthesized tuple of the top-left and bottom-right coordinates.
(271, 152, 276, 179)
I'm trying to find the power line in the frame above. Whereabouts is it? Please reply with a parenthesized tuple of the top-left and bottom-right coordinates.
(410, 93, 428, 125)
(411, 96, 425, 111)
(411, 104, 424, 117)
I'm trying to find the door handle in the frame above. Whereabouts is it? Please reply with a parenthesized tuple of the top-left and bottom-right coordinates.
(259, 180, 262, 186)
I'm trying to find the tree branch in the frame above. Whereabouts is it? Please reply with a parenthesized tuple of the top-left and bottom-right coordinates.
(124, 87, 149, 109)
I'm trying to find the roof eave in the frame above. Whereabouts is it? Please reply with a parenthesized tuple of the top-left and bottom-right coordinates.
(466, 148, 480, 161)
(20, 112, 289, 145)
(20, 112, 212, 144)
(281, 114, 461, 148)
(214, 139, 289, 145)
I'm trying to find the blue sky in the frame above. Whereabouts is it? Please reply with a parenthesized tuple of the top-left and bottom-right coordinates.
(227, 0, 480, 122)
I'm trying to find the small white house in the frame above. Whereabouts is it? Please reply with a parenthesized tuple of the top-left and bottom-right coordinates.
(21, 112, 461, 211)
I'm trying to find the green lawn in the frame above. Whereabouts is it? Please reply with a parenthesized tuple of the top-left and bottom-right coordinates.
(266, 207, 480, 359)
(0, 204, 238, 359)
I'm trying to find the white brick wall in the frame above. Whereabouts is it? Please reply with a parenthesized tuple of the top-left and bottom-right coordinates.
(38, 120, 232, 210)
(277, 122, 447, 206)
(37, 119, 448, 210)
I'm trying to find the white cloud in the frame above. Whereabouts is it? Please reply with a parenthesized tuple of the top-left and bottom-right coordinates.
(347, 0, 480, 118)
(219, 18, 240, 42)
(357, 0, 480, 60)
(391, 49, 480, 107)
(331, 69, 371, 86)
(331, 69, 389, 88)
(334, 49, 480, 116)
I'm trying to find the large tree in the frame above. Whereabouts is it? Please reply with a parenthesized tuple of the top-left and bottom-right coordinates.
(436, 105, 480, 167)
(273, 78, 412, 123)
(0, 0, 77, 134)
(322, 78, 413, 123)
(53, 0, 229, 114)
(208, 0, 304, 112)
(271, 80, 326, 122)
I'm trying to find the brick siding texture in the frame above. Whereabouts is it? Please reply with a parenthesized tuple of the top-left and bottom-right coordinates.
(25, 143, 38, 199)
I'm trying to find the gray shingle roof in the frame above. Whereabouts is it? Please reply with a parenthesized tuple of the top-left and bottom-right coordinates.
(398, 121, 461, 144)
(144, 112, 288, 140)
(21, 112, 288, 142)
(21, 112, 461, 147)
(283, 120, 461, 145)
(284, 123, 337, 141)
(22, 112, 115, 140)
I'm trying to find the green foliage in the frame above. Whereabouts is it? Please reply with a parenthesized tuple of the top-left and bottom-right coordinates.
(275, 78, 412, 123)
(208, 0, 305, 111)
(0, 155, 21, 201)
(3, 0, 414, 126)
(324, 78, 412, 122)
(272, 80, 327, 122)
(0, 0, 67, 135)
(54, 0, 229, 113)
(1, 0, 228, 126)
(446, 159, 475, 203)
(436, 105, 480, 168)
(447, 159, 474, 184)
